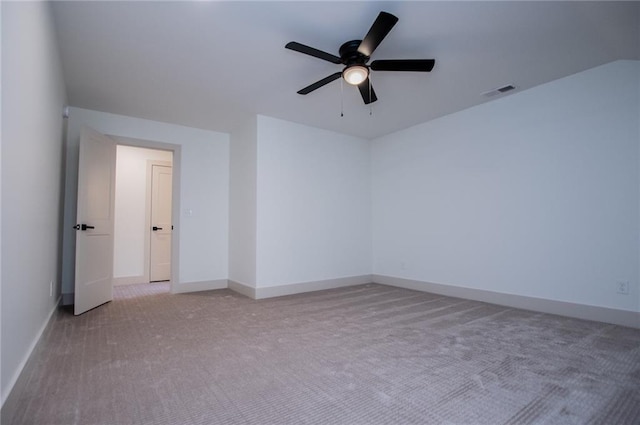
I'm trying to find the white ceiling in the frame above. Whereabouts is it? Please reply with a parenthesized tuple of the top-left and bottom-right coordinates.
(51, 1, 640, 140)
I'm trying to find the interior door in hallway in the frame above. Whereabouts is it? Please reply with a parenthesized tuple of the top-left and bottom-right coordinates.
(74, 128, 116, 315)
(150, 164, 172, 281)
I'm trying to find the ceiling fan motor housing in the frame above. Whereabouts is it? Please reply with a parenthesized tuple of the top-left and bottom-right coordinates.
(339, 40, 369, 66)
(340, 40, 371, 85)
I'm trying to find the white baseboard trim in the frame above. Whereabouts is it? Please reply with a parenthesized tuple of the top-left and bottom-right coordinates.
(373, 275, 640, 329)
(231, 275, 372, 300)
(170, 279, 228, 294)
(1, 296, 61, 408)
(228, 276, 372, 300)
(228, 280, 257, 299)
(112, 275, 147, 286)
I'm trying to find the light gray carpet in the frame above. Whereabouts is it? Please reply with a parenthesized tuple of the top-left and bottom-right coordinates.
(3, 283, 640, 424)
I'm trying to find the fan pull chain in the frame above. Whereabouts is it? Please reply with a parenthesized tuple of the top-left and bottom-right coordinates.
(340, 78, 344, 117)
(368, 75, 373, 116)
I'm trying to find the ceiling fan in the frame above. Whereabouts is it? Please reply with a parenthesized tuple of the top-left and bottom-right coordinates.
(285, 11, 435, 104)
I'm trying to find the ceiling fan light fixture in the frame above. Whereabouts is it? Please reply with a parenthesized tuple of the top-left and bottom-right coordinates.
(342, 65, 369, 85)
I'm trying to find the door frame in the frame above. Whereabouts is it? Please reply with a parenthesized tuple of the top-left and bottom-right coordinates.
(111, 135, 181, 293)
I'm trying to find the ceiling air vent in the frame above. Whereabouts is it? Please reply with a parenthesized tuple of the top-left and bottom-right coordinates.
(482, 84, 516, 98)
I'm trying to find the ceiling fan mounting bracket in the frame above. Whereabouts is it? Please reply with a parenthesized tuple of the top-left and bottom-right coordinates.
(339, 40, 369, 66)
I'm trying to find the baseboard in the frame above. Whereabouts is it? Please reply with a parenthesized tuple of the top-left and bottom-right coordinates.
(170, 279, 228, 294)
(228, 276, 372, 300)
(1, 296, 61, 409)
(227, 280, 257, 299)
(112, 275, 147, 286)
(373, 275, 640, 329)
(253, 275, 372, 300)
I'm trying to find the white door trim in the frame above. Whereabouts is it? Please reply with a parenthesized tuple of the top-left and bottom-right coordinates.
(110, 135, 181, 293)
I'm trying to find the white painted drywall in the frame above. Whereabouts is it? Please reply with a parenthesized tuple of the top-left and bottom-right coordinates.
(255, 116, 371, 287)
(61, 107, 229, 294)
(1, 1, 67, 404)
(114, 146, 172, 282)
(229, 116, 258, 287)
(372, 60, 640, 312)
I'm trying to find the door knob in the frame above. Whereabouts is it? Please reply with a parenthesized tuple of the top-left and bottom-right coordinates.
(74, 224, 95, 231)
(152, 226, 163, 231)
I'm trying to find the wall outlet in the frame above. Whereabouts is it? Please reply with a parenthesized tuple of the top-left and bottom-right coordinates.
(616, 281, 630, 295)
(50, 280, 53, 297)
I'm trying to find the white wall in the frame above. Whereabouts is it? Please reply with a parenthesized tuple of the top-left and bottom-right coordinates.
(229, 116, 258, 287)
(1, 1, 67, 404)
(114, 146, 172, 282)
(372, 60, 640, 313)
(255, 116, 371, 287)
(62, 107, 229, 294)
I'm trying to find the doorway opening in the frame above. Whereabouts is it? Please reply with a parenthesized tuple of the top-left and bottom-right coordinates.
(113, 145, 174, 289)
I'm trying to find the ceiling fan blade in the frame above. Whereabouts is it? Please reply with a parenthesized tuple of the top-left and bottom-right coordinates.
(285, 42, 342, 64)
(357, 79, 378, 104)
(297, 72, 342, 95)
(357, 11, 399, 57)
(370, 59, 435, 72)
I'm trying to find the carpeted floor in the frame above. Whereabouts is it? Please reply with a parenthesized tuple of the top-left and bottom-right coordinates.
(3, 283, 640, 424)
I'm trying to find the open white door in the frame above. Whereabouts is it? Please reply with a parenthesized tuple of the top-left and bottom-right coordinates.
(149, 164, 172, 281)
(74, 128, 116, 315)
